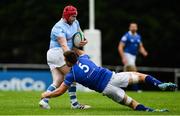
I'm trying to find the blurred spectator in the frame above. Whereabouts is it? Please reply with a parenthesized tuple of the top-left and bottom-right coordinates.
(118, 22, 148, 92)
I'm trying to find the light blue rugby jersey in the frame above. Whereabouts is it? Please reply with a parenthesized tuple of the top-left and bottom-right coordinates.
(49, 18, 80, 49)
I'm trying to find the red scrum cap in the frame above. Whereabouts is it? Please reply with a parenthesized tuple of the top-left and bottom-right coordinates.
(62, 5, 78, 20)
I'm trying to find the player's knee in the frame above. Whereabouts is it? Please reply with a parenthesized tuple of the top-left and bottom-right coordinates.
(106, 89, 125, 103)
(51, 69, 64, 86)
(103, 85, 126, 104)
(129, 72, 147, 84)
(135, 72, 147, 82)
(121, 95, 133, 106)
(113, 89, 126, 103)
(130, 73, 139, 84)
(125, 96, 133, 105)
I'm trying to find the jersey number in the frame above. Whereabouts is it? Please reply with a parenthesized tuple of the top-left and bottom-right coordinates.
(78, 63, 89, 73)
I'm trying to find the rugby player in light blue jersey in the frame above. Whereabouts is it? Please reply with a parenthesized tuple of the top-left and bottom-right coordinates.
(41, 48, 177, 112)
(39, 5, 90, 109)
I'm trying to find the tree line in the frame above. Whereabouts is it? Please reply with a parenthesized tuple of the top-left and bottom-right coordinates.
(0, 0, 179, 67)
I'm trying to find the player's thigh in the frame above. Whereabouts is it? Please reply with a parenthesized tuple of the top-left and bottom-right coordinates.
(109, 72, 131, 88)
(124, 53, 136, 66)
(111, 72, 147, 86)
(57, 65, 71, 75)
(102, 84, 125, 103)
(47, 48, 66, 70)
(51, 68, 64, 87)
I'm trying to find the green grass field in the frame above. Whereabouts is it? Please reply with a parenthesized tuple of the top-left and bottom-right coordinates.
(0, 91, 180, 115)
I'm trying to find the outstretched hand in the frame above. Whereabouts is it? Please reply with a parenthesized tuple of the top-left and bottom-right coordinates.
(41, 92, 51, 99)
(142, 51, 148, 57)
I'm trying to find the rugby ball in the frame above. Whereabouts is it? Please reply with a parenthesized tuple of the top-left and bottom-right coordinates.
(73, 32, 84, 48)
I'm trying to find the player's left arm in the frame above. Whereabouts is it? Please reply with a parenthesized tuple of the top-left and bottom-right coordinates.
(139, 43, 148, 57)
(41, 82, 69, 98)
(78, 27, 88, 47)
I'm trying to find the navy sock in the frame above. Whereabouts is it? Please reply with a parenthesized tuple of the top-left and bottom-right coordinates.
(145, 75, 162, 87)
(68, 84, 79, 107)
(135, 104, 153, 111)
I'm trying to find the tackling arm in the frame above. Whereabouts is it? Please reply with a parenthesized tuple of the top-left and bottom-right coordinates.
(41, 82, 69, 98)
(73, 47, 86, 56)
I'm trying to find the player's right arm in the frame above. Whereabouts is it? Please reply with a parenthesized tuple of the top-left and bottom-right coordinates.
(57, 37, 69, 52)
(53, 27, 70, 52)
(118, 36, 127, 65)
(41, 82, 69, 98)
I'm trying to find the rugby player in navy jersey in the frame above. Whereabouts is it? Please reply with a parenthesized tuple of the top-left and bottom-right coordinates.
(41, 48, 177, 112)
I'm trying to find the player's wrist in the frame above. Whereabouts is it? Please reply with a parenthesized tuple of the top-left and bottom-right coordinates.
(62, 46, 70, 52)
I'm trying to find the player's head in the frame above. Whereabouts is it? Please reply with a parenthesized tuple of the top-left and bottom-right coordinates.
(129, 22, 138, 33)
(62, 5, 78, 25)
(63, 50, 78, 67)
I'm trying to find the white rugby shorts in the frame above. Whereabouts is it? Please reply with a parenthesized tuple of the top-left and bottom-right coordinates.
(102, 72, 136, 102)
(124, 52, 136, 66)
(47, 48, 65, 70)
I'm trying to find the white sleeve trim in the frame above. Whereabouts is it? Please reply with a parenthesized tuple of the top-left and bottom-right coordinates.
(121, 36, 127, 41)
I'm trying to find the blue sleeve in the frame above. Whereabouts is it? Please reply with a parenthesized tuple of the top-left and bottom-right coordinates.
(64, 71, 74, 86)
(52, 27, 66, 39)
(120, 34, 127, 44)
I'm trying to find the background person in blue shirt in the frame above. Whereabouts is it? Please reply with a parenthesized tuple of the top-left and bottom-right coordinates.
(118, 22, 148, 71)
(41, 49, 177, 112)
(118, 22, 148, 92)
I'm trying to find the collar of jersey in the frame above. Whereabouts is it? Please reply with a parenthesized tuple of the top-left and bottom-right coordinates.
(128, 31, 137, 36)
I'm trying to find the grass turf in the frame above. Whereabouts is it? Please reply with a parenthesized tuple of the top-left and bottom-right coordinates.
(0, 91, 180, 115)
